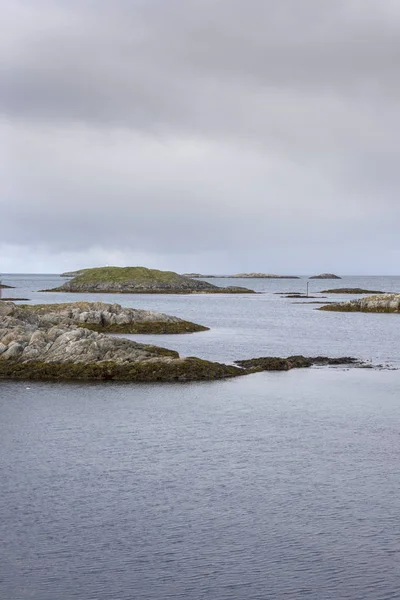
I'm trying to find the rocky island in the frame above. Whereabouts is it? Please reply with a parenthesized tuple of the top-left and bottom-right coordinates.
(310, 273, 341, 279)
(319, 293, 400, 313)
(47, 267, 255, 294)
(0, 302, 239, 382)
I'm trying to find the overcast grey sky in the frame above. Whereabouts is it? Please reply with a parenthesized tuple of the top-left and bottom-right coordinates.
(1, 0, 400, 274)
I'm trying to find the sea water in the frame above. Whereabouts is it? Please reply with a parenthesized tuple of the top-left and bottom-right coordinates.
(1, 274, 400, 599)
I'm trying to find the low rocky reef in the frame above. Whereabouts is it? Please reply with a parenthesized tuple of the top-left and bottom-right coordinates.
(235, 355, 361, 372)
(320, 288, 385, 294)
(18, 301, 209, 334)
(310, 273, 341, 279)
(0, 283, 15, 289)
(47, 267, 255, 294)
(319, 294, 400, 313)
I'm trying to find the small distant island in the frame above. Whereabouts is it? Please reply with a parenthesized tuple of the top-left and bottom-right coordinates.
(310, 273, 341, 279)
(319, 293, 400, 313)
(49, 267, 256, 294)
(183, 273, 300, 279)
(0, 283, 14, 289)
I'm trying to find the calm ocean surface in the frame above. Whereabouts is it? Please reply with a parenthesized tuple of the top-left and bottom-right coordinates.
(1, 274, 400, 599)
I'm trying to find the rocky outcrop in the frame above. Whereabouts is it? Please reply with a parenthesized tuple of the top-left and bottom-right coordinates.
(0, 283, 14, 289)
(0, 303, 371, 381)
(310, 273, 341, 279)
(47, 267, 255, 294)
(319, 294, 400, 313)
(320, 288, 385, 294)
(0, 302, 240, 382)
(19, 302, 209, 334)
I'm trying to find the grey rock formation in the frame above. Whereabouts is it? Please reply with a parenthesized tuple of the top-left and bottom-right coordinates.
(319, 293, 400, 313)
(20, 302, 208, 333)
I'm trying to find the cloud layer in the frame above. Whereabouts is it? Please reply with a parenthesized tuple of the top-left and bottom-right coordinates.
(1, 0, 400, 273)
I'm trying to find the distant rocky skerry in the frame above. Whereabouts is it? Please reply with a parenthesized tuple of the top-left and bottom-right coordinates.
(0, 283, 14, 289)
(310, 273, 341, 279)
(184, 272, 300, 279)
(319, 294, 400, 313)
(49, 267, 255, 294)
(0, 301, 368, 382)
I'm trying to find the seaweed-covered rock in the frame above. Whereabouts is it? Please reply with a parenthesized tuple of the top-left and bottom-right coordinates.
(235, 355, 359, 372)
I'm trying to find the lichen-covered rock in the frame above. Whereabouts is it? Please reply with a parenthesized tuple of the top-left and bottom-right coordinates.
(319, 294, 400, 313)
